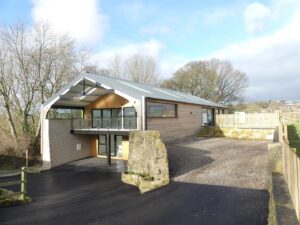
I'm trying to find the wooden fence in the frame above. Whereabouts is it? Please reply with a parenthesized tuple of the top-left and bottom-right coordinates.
(0, 167, 27, 201)
(281, 123, 300, 220)
(282, 112, 300, 124)
(216, 112, 280, 129)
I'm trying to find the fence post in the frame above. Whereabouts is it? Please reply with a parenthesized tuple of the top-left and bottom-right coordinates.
(20, 167, 27, 201)
(284, 124, 288, 142)
(25, 149, 28, 168)
(279, 123, 283, 144)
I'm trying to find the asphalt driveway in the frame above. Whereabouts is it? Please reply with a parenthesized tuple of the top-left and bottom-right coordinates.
(0, 137, 269, 225)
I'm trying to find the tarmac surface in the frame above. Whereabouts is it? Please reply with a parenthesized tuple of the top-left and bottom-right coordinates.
(0, 137, 269, 225)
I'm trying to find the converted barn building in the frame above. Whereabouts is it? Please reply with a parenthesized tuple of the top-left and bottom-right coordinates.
(41, 72, 226, 167)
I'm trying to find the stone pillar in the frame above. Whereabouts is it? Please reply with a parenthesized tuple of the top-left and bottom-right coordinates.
(121, 130, 170, 194)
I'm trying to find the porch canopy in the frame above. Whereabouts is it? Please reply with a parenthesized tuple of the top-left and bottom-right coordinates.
(51, 78, 114, 108)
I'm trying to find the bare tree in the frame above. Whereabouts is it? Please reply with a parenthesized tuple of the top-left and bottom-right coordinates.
(106, 54, 161, 85)
(0, 49, 18, 140)
(108, 54, 124, 78)
(161, 58, 248, 104)
(0, 23, 91, 148)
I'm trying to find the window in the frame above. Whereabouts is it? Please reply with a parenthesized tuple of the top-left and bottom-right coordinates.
(47, 108, 83, 119)
(147, 102, 177, 118)
(123, 107, 137, 129)
(92, 108, 122, 128)
(202, 108, 215, 126)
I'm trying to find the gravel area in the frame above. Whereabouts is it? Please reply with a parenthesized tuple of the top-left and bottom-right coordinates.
(167, 137, 269, 190)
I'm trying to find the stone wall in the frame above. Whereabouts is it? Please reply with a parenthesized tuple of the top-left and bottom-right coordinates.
(122, 130, 169, 193)
(199, 127, 275, 140)
(268, 143, 299, 225)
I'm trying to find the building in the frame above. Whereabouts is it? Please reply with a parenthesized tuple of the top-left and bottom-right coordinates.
(41, 72, 227, 167)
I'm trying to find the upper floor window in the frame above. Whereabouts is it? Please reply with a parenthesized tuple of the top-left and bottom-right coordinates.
(147, 102, 177, 118)
(47, 108, 83, 119)
(123, 107, 137, 129)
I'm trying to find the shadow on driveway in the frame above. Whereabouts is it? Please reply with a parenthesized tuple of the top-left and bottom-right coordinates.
(0, 166, 269, 225)
(167, 146, 214, 178)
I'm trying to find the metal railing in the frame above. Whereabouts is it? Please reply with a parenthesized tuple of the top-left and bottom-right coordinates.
(71, 116, 137, 130)
(0, 167, 27, 201)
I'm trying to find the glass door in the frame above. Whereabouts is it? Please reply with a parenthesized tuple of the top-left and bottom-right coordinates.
(114, 135, 123, 157)
(98, 135, 107, 155)
(92, 110, 101, 128)
(111, 109, 121, 129)
(102, 109, 111, 128)
(123, 107, 137, 129)
(98, 134, 118, 156)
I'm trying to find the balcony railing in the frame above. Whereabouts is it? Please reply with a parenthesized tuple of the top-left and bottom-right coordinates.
(71, 116, 137, 130)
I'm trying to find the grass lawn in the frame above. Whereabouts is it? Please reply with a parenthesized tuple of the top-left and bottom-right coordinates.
(0, 188, 31, 207)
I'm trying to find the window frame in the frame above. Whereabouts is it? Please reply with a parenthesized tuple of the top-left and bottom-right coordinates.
(46, 108, 84, 120)
(201, 108, 215, 127)
(92, 108, 122, 128)
(146, 101, 177, 118)
(123, 107, 137, 129)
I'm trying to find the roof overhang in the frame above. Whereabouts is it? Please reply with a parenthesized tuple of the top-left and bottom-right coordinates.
(43, 74, 140, 110)
(47, 77, 115, 108)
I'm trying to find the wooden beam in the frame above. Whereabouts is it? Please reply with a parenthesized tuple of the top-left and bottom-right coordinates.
(58, 96, 93, 103)
(68, 89, 114, 97)
(74, 82, 100, 88)
(51, 105, 84, 109)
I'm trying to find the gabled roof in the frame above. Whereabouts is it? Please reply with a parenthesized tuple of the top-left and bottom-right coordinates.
(44, 72, 227, 109)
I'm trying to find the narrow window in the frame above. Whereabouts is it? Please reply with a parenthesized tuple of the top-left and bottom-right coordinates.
(123, 107, 137, 129)
(202, 108, 215, 126)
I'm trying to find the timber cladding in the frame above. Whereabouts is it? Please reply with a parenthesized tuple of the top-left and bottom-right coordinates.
(146, 100, 203, 142)
(84, 93, 129, 118)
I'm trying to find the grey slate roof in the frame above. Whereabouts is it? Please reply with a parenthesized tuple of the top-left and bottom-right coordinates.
(45, 72, 227, 108)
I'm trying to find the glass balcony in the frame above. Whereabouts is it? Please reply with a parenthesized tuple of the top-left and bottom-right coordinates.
(71, 116, 137, 130)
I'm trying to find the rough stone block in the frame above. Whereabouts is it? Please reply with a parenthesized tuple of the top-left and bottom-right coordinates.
(121, 130, 170, 194)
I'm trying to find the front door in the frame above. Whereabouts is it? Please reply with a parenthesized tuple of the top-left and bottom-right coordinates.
(98, 134, 123, 157)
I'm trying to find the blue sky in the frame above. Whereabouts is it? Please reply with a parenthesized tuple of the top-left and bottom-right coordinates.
(0, 0, 299, 101)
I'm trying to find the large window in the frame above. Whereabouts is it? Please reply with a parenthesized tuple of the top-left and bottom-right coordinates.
(147, 102, 177, 118)
(202, 108, 215, 126)
(47, 108, 83, 119)
(92, 108, 122, 128)
(123, 107, 137, 129)
(92, 107, 137, 129)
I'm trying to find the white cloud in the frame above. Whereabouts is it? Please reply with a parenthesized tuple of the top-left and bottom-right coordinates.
(92, 39, 188, 78)
(92, 39, 165, 66)
(31, 0, 108, 45)
(160, 55, 190, 78)
(244, 2, 271, 33)
(210, 13, 300, 100)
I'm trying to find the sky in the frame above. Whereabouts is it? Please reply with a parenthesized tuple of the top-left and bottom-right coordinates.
(0, 0, 299, 101)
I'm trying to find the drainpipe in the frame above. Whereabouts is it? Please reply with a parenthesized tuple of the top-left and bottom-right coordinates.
(142, 96, 146, 130)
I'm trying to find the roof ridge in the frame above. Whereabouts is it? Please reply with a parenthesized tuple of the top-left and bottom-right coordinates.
(85, 71, 212, 100)
(85, 71, 161, 88)
(84, 71, 227, 108)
